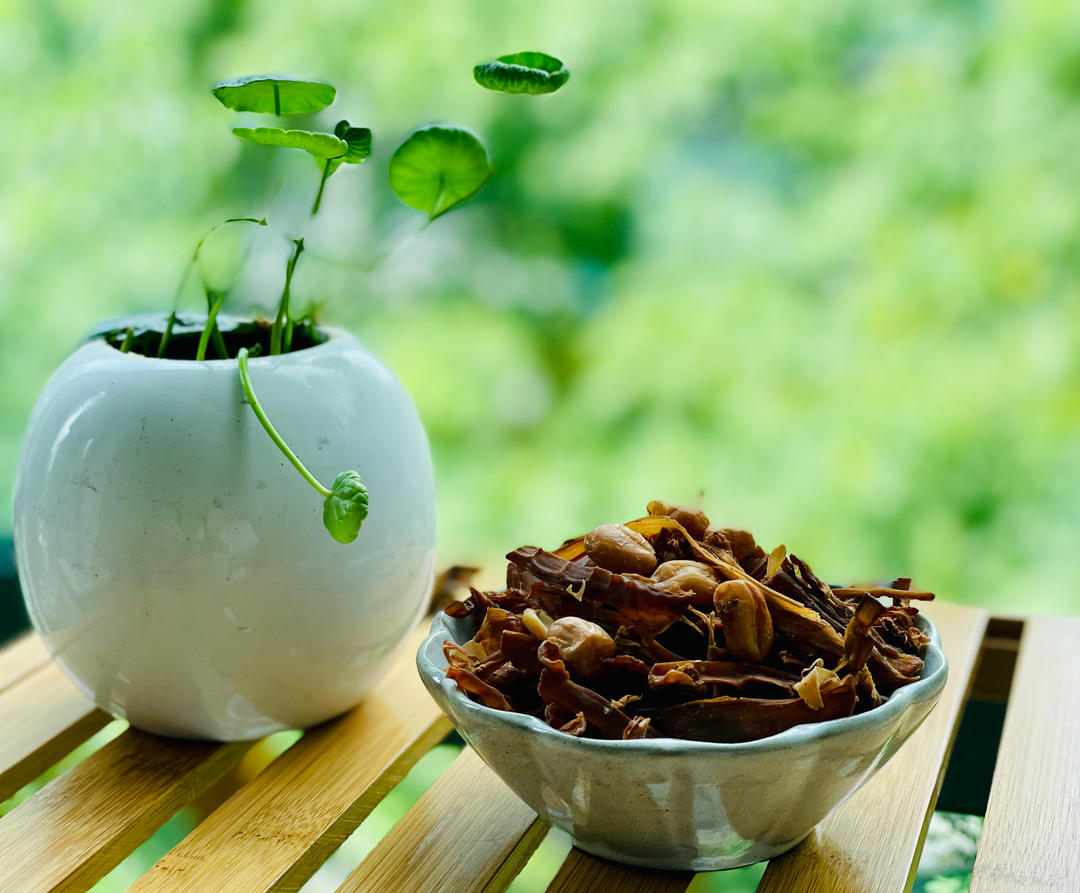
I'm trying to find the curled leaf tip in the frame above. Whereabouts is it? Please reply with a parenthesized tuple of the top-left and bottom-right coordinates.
(323, 470, 369, 544)
(474, 52, 569, 94)
(334, 120, 372, 162)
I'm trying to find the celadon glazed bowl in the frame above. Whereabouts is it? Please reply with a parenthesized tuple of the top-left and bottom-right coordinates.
(16, 321, 435, 740)
(418, 610, 947, 871)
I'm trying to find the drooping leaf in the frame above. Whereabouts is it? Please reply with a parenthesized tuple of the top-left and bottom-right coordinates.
(323, 471, 370, 544)
(388, 126, 492, 219)
(212, 75, 336, 115)
(334, 120, 372, 163)
(232, 127, 347, 160)
(473, 52, 569, 94)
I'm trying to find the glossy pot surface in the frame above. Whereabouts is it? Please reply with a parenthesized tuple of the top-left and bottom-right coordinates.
(15, 328, 435, 739)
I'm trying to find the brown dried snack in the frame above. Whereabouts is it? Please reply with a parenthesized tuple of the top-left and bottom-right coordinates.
(443, 502, 934, 743)
(584, 523, 658, 575)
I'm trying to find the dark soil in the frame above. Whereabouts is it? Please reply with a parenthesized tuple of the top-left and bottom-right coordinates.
(102, 318, 327, 360)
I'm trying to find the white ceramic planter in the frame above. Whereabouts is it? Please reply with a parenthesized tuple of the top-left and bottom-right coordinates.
(14, 326, 435, 740)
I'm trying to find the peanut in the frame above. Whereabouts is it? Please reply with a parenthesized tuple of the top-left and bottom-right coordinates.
(652, 560, 719, 603)
(714, 580, 773, 662)
(584, 523, 657, 575)
(547, 616, 616, 678)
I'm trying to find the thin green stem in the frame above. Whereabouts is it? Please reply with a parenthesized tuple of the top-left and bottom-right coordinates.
(273, 82, 281, 116)
(270, 238, 305, 355)
(120, 327, 134, 353)
(237, 348, 330, 498)
(283, 317, 296, 353)
(204, 288, 229, 359)
(311, 160, 332, 216)
(156, 311, 177, 358)
(196, 291, 227, 362)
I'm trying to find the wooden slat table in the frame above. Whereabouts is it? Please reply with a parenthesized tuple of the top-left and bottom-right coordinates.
(0, 602, 1072, 893)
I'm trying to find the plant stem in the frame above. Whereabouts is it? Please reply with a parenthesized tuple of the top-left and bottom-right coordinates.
(156, 311, 177, 358)
(283, 317, 295, 353)
(237, 347, 331, 498)
(270, 238, 305, 355)
(273, 82, 281, 116)
(196, 291, 227, 362)
(311, 160, 332, 216)
(204, 288, 229, 359)
(120, 327, 134, 353)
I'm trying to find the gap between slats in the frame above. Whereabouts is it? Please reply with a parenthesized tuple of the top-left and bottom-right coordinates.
(0, 660, 111, 802)
(756, 603, 988, 893)
(128, 625, 451, 893)
(337, 746, 549, 893)
(0, 729, 252, 893)
(971, 615, 1080, 891)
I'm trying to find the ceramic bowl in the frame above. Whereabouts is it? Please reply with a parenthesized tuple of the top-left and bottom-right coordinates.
(417, 610, 947, 871)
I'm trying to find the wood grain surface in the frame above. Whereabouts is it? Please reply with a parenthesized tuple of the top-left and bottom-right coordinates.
(129, 626, 450, 893)
(546, 849, 693, 893)
(971, 615, 1080, 892)
(0, 729, 249, 892)
(0, 661, 110, 801)
(757, 601, 988, 893)
(0, 633, 50, 692)
(339, 746, 547, 893)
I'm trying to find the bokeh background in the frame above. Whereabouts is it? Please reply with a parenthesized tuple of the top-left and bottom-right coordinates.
(2, 0, 1066, 889)
(4, 0, 1080, 615)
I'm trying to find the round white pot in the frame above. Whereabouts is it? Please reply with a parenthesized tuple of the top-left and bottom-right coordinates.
(13, 326, 435, 740)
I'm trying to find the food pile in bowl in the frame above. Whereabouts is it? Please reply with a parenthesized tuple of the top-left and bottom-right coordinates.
(443, 500, 935, 743)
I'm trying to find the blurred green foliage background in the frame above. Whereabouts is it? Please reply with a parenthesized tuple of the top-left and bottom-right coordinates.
(2, 0, 1079, 613)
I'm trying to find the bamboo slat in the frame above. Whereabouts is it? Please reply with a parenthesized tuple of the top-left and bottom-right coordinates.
(130, 627, 451, 893)
(0, 662, 110, 801)
(0, 730, 249, 892)
(338, 746, 547, 893)
(0, 633, 50, 692)
(546, 850, 693, 893)
(971, 615, 1080, 892)
(757, 601, 988, 893)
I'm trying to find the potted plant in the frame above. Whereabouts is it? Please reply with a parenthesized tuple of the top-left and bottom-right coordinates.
(13, 55, 569, 740)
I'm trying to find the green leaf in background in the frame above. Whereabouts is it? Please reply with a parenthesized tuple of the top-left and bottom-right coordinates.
(388, 126, 492, 219)
(232, 127, 347, 160)
(473, 52, 569, 94)
(212, 75, 336, 115)
(323, 471, 370, 544)
(334, 120, 372, 163)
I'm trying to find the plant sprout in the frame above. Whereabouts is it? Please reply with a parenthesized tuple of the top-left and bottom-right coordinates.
(312, 121, 372, 215)
(237, 347, 369, 543)
(269, 238, 304, 356)
(160, 216, 267, 360)
(473, 52, 570, 94)
(108, 58, 569, 542)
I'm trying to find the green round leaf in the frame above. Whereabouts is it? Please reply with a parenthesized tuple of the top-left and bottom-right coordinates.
(334, 120, 372, 163)
(232, 127, 347, 160)
(212, 75, 336, 115)
(388, 126, 492, 220)
(323, 471, 369, 544)
(473, 52, 569, 94)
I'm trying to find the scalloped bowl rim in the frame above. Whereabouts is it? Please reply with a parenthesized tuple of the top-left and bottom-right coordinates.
(418, 608, 947, 754)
